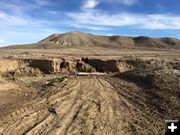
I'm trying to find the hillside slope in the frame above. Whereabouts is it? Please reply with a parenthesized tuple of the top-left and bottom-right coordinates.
(38, 31, 180, 48)
(2, 31, 180, 49)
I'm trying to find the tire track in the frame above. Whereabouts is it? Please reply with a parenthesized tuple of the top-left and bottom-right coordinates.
(65, 77, 100, 135)
(23, 78, 81, 135)
(103, 77, 164, 135)
(0, 76, 169, 135)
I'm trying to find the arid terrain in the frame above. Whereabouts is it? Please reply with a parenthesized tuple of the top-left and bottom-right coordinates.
(0, 32, 180, 135)
(4, 31, 180, 49)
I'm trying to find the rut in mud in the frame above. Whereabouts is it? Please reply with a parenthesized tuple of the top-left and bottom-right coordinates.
(0, 56, 179, 135)
(0, 75, 178, 135)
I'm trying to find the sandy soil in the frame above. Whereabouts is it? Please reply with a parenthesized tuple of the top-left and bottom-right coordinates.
(0, 76, 165, 134)
(0, 47, 179, 135)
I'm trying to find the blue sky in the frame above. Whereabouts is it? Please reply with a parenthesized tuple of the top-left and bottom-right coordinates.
(0, 0, 180, 46)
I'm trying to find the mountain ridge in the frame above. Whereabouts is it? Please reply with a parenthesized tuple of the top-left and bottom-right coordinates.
(39, 31, 180, 47)
(2, 31, 180, 49)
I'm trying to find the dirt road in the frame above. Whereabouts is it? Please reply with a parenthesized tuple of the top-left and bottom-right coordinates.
(0, 75, 174, 135)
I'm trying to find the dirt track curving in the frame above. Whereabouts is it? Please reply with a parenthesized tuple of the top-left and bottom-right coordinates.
(0, 75, 175, 135)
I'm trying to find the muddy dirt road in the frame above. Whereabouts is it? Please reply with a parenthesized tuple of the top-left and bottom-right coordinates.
(0, 75, 177, 135)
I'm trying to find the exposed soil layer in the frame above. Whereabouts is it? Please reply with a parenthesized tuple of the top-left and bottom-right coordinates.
(1, 57, 133, 77)
(0, 51, 179, 135)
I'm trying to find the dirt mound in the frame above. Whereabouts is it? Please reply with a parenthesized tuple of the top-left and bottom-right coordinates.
(114, 69, 155, 88)
(126, 58, 180, 71)
(116, 58, 180, 91)
(2, 67, 43, 80)
(1, 58, 130, 79)
(58, 58, 132, 73)
(76, 61, 96, 72)
(83, 58, 132, 72)
(26, 59, 60, 74)
(0, 59, 21, 74)
(114, 68, 180, 91)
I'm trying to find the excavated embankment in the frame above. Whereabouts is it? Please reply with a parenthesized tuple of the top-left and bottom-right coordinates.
(1, 57, 180, 91)
(1, 57, 179, 92)
(0, 57, 179, 135)
(0, 57, 133, 76)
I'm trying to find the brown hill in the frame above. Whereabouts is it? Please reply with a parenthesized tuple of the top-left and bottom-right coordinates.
(133, 36, 165, 47)
(158, 37, 180, 46)
(38, 31, 180, 48)
(2, 31, 180, 49)
(108, 36, 134, 46)
(39, 31, 119, 47)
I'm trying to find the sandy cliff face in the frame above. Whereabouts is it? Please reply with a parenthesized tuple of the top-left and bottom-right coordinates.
(0, 58, 132, 76)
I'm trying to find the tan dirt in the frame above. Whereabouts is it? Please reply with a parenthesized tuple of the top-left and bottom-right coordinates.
(0, 76, 167, 135)
(0, 47, 179, 135)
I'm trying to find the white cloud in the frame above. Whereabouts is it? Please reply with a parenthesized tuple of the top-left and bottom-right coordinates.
(103, 0, 137, 6)
(67, 10, 180, 30)
(81, 0, 137, 10)
(0, 0, 61, 46)
(71, 24, 111, 30)
(117, 0, 137, 6)
(42, 28, 64, 34)
(0, 9, 61, 46)
(47, 11, 59, 15)
(0, 0, 50, 15)
(34, 0, 50, 6)
(67, 11, 137, 26)
(0, 38, 6, 47)
(140, 14, 180, 29)
(0, 0, 179, 46)
(81, 0, 99, 9)
(0, 39, 5, 43)
(0, 11, 35, 26)
(0, 28, 63, 46)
